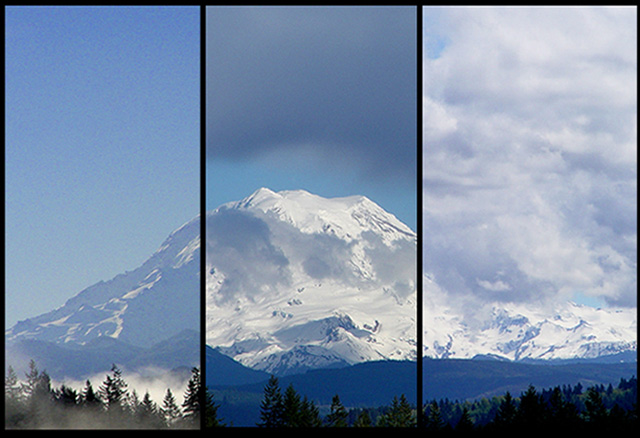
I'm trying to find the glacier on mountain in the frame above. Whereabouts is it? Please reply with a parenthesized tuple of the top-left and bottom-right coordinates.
(205, 188, 418, 375)
(422, 273, 636, 362)
(205, 188, 635, 375)
(5, 187, 635, 380)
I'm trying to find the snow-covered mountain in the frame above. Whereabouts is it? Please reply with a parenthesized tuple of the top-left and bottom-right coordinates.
(6, 215, 201, 349)
(205, 188, 417, 375)
(205, 188, 635, 376)
(422, 273, 637, 362)
(7, 187, 634, 381)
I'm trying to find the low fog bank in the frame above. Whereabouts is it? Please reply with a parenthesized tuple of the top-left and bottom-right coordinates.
(5, 360, 201, 429)
(54, 365, 194, 409)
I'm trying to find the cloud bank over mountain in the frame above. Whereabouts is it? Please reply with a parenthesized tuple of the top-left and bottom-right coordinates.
(422, 7, 637, 311)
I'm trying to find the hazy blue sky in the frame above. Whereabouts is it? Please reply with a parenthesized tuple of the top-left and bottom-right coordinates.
(205, 6, 417, 231)
(5, 6, 200, 328)
(423, 6, 637, 310)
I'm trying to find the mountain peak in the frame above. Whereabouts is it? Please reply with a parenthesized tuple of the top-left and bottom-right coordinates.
(206, 188, 417, 375)
(216, 188, 414, 245)
(247, 187, 281, 203)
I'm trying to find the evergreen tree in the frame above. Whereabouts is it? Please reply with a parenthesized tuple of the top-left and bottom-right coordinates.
(584, 386, 608, 426)
(425, 400, 445, 432)
(325, 394, 349, 427)
(161, 388, 182, 428)
(205, 387, 224, 428)
(32, 370, 53, 399)
(258, 375, 284, 427)
(5, 366, 22, 403)
(55, 384, 78, 407)
(138, 390, 163, 428)
(99, 364, 129, 415)
(608, 403, 629, 432)
(182, 367, 201, 427)
(353, 409, 372, 427)
(299, 395, 322, 427)
(5, 366, 26, 428)
(455, 406, 474, 432)
(493, 391, 517, 429)
(80, 379, 99, 406)
(281, 384, 303, 426)
(378, 394, 416, 427)
(606, 383, 614, 396)
(547, 386, 579, 431)
(27, 370, 54, 427)
(126, 389, 141, 420)
(21, 359, 40, 400)
(516, 385, 547, 429)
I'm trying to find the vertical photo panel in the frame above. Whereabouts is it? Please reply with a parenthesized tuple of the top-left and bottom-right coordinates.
(205, 6, 419, 427)
(422, 5, 636, 432)
(5, 6, 201, 429)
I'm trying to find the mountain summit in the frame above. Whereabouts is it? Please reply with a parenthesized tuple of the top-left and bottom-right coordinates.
(206, 188, 417, 375)
(227, 187, 415, 244)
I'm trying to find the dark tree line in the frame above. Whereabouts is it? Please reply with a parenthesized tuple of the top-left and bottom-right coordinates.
(205, 374, 637, 430)
(5, 360, 203, 429)
(422, 376, 638, 433)
(205, 374, 417, 428)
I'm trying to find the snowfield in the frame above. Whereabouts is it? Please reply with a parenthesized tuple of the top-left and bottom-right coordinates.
(206, 188, 418, 375)
(206, 188, 635, 375)
(6, 188, 635, 379)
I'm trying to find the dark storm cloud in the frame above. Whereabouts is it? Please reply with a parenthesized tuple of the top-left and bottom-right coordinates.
(206, 6, 416, 184)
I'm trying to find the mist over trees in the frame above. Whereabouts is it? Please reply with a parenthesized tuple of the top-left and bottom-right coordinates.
(5, 360, 202, 429)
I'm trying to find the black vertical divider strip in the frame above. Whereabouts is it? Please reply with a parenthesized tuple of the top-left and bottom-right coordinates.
(200, 4, 207, 431)
(416, 4, 424, 429)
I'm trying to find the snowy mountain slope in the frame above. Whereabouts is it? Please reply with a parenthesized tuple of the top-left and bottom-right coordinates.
(204, 188, 635, 376)
(6, 215, 201, 349)
(205, 188, 417, 375)
(422, 273, 637, 361)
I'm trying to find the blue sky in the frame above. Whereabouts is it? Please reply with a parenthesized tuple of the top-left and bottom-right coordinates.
(205, 6, 417, 232)
(423, 6, 637, 310)
(5, 6, 200, 328)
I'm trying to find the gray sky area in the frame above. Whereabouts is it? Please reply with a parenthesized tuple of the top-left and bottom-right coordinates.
(423, 6, 637, 310)
(206, 6, 417, 231)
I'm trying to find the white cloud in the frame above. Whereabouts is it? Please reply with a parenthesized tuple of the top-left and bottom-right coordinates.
(423, 96, 458, 141)
(477, 278, 511, 292)
(423, 6, 637, 309)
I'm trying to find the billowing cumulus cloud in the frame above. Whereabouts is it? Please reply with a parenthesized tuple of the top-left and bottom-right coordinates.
(206, 209, 292, 302)
(206, 6, 417, 187)
(423, 6, 637, 309)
